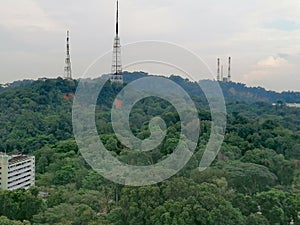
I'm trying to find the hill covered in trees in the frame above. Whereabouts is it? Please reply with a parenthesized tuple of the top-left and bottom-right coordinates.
(123, 71, 300, 103)
(0, 73, 299, 224)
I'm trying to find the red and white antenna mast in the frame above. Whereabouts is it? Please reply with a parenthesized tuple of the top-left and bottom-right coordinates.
(217, 58, 220, 81)
(64, 30, 72, 79)
(228, 56, 231, 82)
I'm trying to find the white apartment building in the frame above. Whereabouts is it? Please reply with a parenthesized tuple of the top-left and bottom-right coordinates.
(0, 154, 35, 191)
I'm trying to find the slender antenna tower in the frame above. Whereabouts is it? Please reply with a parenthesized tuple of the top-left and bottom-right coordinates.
(64, 30, 72, 79)
(110, 0, 123, 84)
(217, 58, 220, 81)
(221, 65, 224, 81)
(228, 56, 231, 82)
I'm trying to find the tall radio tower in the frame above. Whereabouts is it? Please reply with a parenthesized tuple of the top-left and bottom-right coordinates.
(64, 30, 72, 79)
(217, 58, 220, 81)
(110, 0, 123, 84)
(228, 56, 231, 82)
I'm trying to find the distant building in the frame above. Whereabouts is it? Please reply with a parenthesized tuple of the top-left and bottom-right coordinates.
(0, 154, 35, 191)
(287, 103, 300, 108)
(222, 77, 229, 82)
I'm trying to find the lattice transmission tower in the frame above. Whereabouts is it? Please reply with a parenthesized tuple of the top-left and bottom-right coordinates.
(110, 0, 123, 84)
(64, 30, 72, 79)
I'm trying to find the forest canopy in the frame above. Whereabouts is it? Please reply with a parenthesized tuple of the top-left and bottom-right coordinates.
(0, 72, 299, 224)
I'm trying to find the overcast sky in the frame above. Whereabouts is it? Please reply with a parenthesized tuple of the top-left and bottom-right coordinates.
(0, 0, 300, 91)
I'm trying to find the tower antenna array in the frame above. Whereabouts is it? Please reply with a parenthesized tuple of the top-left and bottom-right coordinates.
(228, 56, 231, 82)
(64, 30, 72, 79)
(217, 58, 220, 81)
(221, 65, 224, 81)
(110, 0, 123, 84)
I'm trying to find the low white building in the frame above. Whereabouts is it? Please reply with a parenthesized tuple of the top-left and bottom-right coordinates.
(0, 154, 35, 190)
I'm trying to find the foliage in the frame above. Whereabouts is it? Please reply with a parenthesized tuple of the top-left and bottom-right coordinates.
(0, 74, 299, 224)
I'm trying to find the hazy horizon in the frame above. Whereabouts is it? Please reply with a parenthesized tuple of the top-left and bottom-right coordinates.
(1, 0, 300, 92)
(1, 71, 299, 94)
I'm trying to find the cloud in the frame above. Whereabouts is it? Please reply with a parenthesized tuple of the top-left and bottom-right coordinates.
(263, 19, 300, 31)
(0, 0, 61, 31)
(0, 0, 300, 91)
(242, 55, 297, 89)
(125, 7, 180, 36)
(257, 56, 290, 68)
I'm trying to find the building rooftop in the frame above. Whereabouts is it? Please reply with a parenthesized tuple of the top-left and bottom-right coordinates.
(9, 155, 32, 165)
(0, 153, 34, 165)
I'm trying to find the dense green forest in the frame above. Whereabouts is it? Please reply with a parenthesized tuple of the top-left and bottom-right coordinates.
(0, 73, 299, 224)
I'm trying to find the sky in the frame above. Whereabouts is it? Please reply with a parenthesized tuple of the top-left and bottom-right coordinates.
(0, 0, 300, 92)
